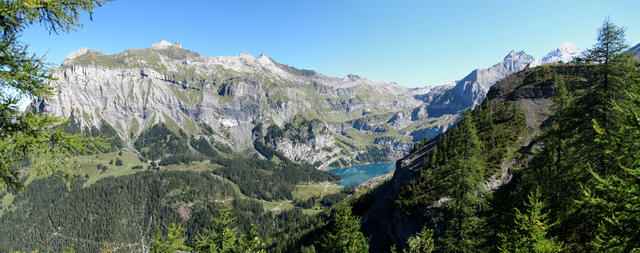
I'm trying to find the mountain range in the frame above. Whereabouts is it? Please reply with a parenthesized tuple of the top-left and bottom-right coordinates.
(36, 41, 583, 169)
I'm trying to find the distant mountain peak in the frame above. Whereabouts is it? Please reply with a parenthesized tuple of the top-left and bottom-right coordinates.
(557, 41, 580, 50)
(151, 40, 182, 49)
(62, 47, 102, 65)
(541, 42, 582, 64)
(239, 51, 253, 58)
(504, 50, 529, 60)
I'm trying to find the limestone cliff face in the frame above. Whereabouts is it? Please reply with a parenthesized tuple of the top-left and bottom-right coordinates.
(38, 41, 580, 168)
(38, 41, 453, 167)
(33, 41, 580, 168)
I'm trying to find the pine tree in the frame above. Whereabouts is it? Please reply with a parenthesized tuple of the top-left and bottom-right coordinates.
(580, 90, 640, 252)
(582, 17, 628, 65)
(572, 18, 634, 177)
(581, 164, 640, 252)
(523, 18, 640, 250)
(318, 205, 369, 253)
(0, 0, 108, 191)
(194, 205, 267, 253)
(241, 224, 267, 253)
(438, 111, 488, 253)
(195, 205, 240, 253)
(405, 226, 435, 253)
(151, 223, 192, 253)
(498, 188, 563, 253)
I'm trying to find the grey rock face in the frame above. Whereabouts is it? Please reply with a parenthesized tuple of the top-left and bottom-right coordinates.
(631, 43, 640, 61)
(39, 41, 578, 169)
(40, 42, 444, 168)
(428, 50, 536, 116)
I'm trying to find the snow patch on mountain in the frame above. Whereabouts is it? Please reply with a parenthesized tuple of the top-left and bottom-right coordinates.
(151, 40, 182, 49)
(539, 42, 582, 64)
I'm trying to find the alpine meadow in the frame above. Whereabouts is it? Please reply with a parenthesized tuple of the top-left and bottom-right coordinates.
(1, 0, 640, 252)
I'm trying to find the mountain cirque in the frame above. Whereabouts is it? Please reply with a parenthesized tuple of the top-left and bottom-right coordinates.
(35, 41, 582, 168)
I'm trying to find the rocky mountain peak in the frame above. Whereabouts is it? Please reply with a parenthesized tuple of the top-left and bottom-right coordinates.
(346, 74, 362, 80)
(503, 50, 535, 63)
(239, 51, 254, 59)
(62, 47, 102, 65)
(150, 40, 182, 49)
(541, 42, 582, 64)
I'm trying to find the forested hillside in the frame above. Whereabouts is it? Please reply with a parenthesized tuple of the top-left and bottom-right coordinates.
(315, 19, 640, 252)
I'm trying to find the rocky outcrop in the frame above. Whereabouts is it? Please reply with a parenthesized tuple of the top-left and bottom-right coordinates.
(427, 50, 536, 117)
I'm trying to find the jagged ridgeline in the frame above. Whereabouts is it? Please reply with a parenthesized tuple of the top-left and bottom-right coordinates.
(37, 41, 459, 170)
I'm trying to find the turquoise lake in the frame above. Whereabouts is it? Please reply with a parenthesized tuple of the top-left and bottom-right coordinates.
(328, 162, 396, 186)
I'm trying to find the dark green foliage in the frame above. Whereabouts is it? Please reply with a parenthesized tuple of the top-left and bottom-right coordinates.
(354, 145, 394, 163)
(0, 0, 108, 191)
(294, 197, 317, 209)
(265, 124, 285, 143)
(189, 136, 218, 158)
(320, 192, 347, 207)
(253, 123, 285, 161)
(515, 20, 640, 251)
(577, 59, 640, 251)
(114, 157, 122, 166)
(410, 137, 430, 153)
(214, 142, 234, 154)
(581, 164, 640, 252)
(192, 205, 267, 253)
(151, 223, 192, 253)
(405, 226, 435, 253)
(0, 170, 320, 252)
(200, 122, 215, 135)
(158, 153, 206, 166)
(579, 17, 628, 65)
(317, 205, 369, 253)
(65, 114, 123, 152)
(0, 171, 235, 252)
(253, 137, 289, 162)
(437, 111, 489, 253)
(97, 163, 107, 172)
(134, 123, 189, 160)
(131, 165, 143, 170)
(498, 188, 563, 253)
(212, 157, 340, 201)
(396, 100, 526, 213)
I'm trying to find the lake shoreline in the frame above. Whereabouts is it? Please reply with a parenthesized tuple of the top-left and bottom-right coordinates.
(328, 162, 396, 186)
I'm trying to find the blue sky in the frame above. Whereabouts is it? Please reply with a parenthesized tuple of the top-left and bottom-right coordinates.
(22, 0, 639, 87)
